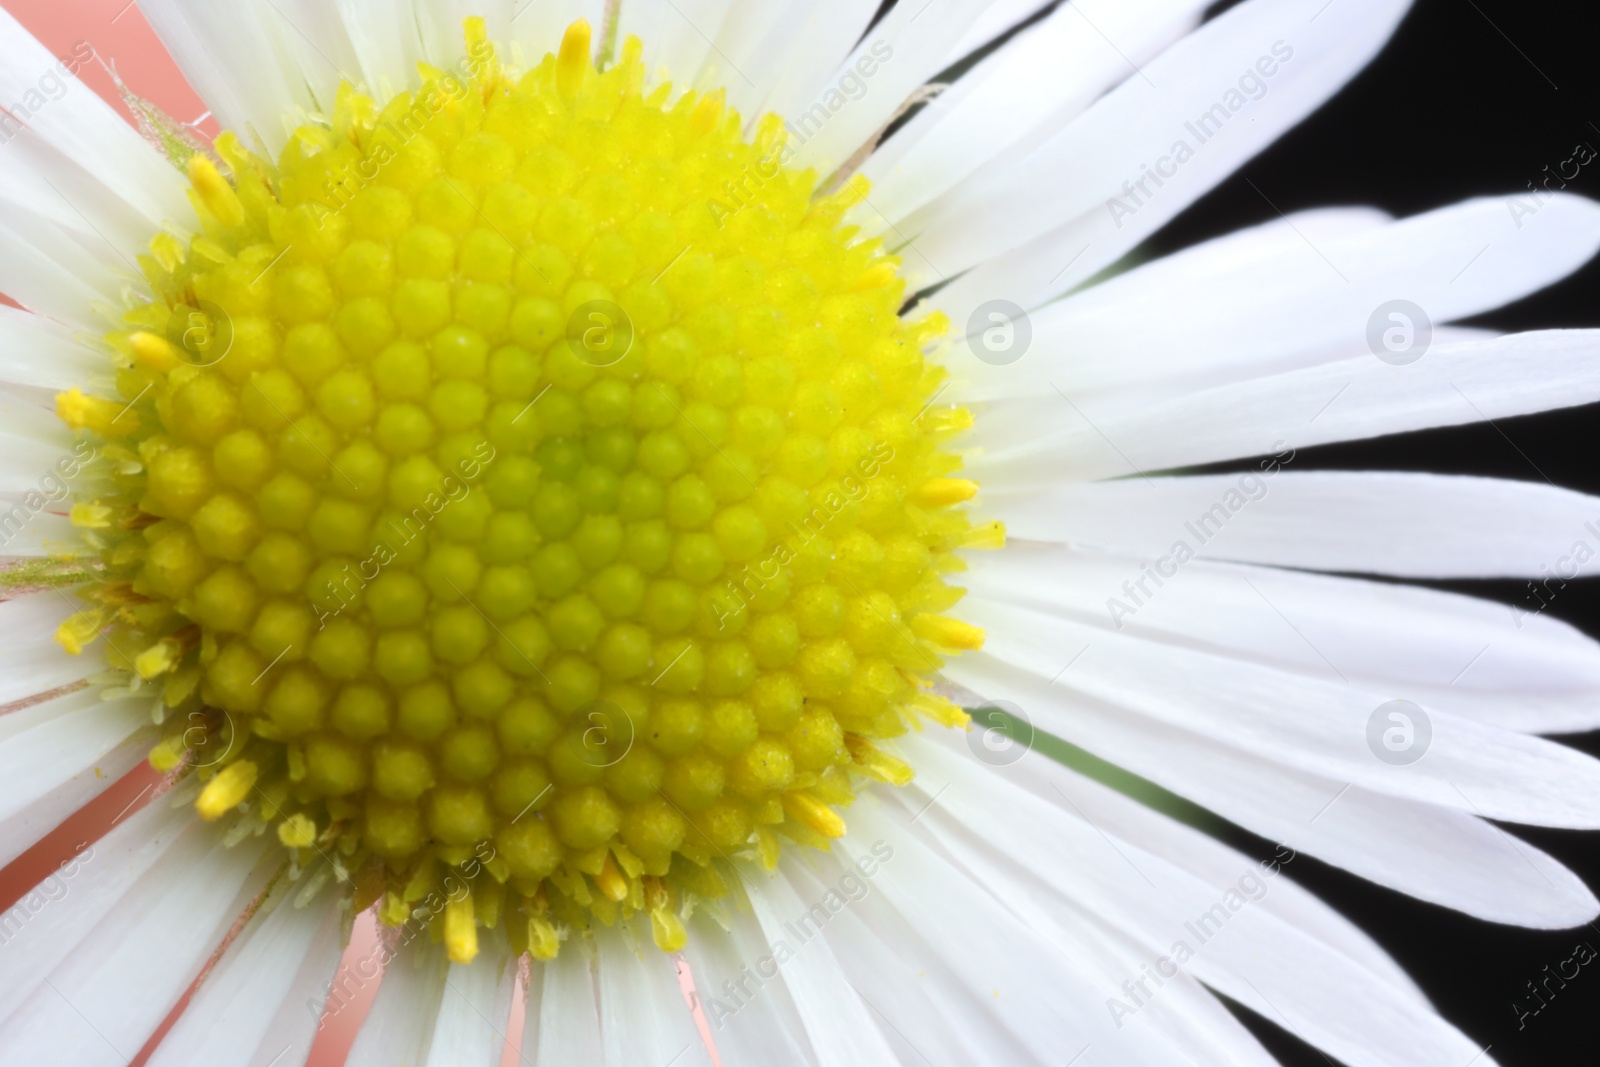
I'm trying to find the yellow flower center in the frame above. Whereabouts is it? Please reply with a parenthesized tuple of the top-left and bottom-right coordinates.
(48, 18, 997, 963)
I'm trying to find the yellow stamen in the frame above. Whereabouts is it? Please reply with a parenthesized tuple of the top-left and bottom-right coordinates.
(278, 812, 318, 848)
(54, 609, 106, 656)
(527, 915, 560, 961)
(961, 520, 1007, 550)
(445, 894, 479, 964)
(56, 389, 138, 437)
(782, 791, 847, 839)
(595, 852, 629, 902)
(129, 330, 183, 373)
(911, 690, 970, 729)
(196, 759, 258, 821)
(911, 478, 979, 508)
(69, 502, 114, 529)
(911, 613, 987, 651)
(853, 261, 900, 291)
(134, 637, 183, 680)
(691, 87, 725, 137)
(186, 154, 245, 227)
(845, 735, 915, 786)
(556, 19, 591, 102)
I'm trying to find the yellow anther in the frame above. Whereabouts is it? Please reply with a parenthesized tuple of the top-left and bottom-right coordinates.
(134, 637, 183, 680)
(445, 894, 479, 964)
(691, 88, 726, 137)
(925, 406, 975, 438)
(278, 813, 318, 848)
(54, 609, 106, 656)
(650, 903, 687, 952)
(595, 852, 629, 902)
(911, 613, 986, 651)
(148, 734, 188, 773)
(960, 520, 1007, 550)
(755, 826, 781, 869)
(186, 154, 245, 228)
(911, 478, 979, 508)
(129, 331, 183, 373)
(149, 232, 185, 272)
(379, 891, 411, 926)
(197, 759, 259, 821)
(911, 690, 970, 729)
(527, 915, 560, 961)
(781, 791, 846, 839)
(69, 502, 114, 529)
(56, 389, 138, 437)
(853, 261, 899, 291)
(557, 19, 591, 102)
(845, 735, 915, 786)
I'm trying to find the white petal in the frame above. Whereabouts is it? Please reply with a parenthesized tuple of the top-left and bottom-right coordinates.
(0, 306, 108, 393)
(0, 736, 149, 872)
(951, 195, 1600, 402)
(0, 10, 189, 232)
(952, 649, 1598, 927)
(145, 893, 342, 1067)
(0, 827, 270, 1067)
(746, 871, 903, 1065)
(345, 943, 448, 1067)
(966, 330, 1600, 485)
(0, 591, 91, 707)
(788, 0, 990, 178)
(967, 541, 1600, 733)
(960, 596, 1600, 829)
(946, 0, 1055, 61)
(896, 737, 1497, 1067)
(596, 931, 711, 1066)
(0, 184, 129, 325)
(831, 801, 1197, 1066)
(751, 1, 884, 126)
(529, 945, 604, 1062)
(137, 0, 328, 156)
(861, 0, 1210, 230)
(989, 471, 1600, 580)
(908, 0, 1412, 277)
(425, 947, 517, 1067)
(0, 687, 150, 834)
(680, 900, 816, 1066)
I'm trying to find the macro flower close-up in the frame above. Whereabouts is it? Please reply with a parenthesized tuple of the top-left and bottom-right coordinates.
(4, 0, 1600, 1064)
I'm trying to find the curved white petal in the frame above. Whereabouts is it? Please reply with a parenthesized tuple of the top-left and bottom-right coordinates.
(0, 687, 150, 836)
(988, 471, 1600, 580)
(967, 330, 1600, 486)
(967, 541, 1600, 734)
(424, 946, 517, 1067)
(596, 931, 712, 1066)
(910, 0, 1413, 277)
(861, 0, 1211, 229)
(752, 1, 884, 127)
(788, 0, 990, 178)
(145, 893, 342, 1067)
(893, 738, 1498, 1067)
(0, 591, 90, 707)
(136, 0, 329, 156)
(529, 946, 605, 1063)
(345, 942, 448, 1067)
(961, 596, 1600, 829)
(951, 195, 1600, 402)
(747, 871, 903, 1065)
(0, 826, 269, 1067)
(0, 10, 189, 232)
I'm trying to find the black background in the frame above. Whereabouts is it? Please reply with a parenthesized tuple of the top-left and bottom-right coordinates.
(1133, 0, 1600, 1062)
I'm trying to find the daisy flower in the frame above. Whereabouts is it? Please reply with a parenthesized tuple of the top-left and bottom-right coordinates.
(3, 1, 1600, 1065)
